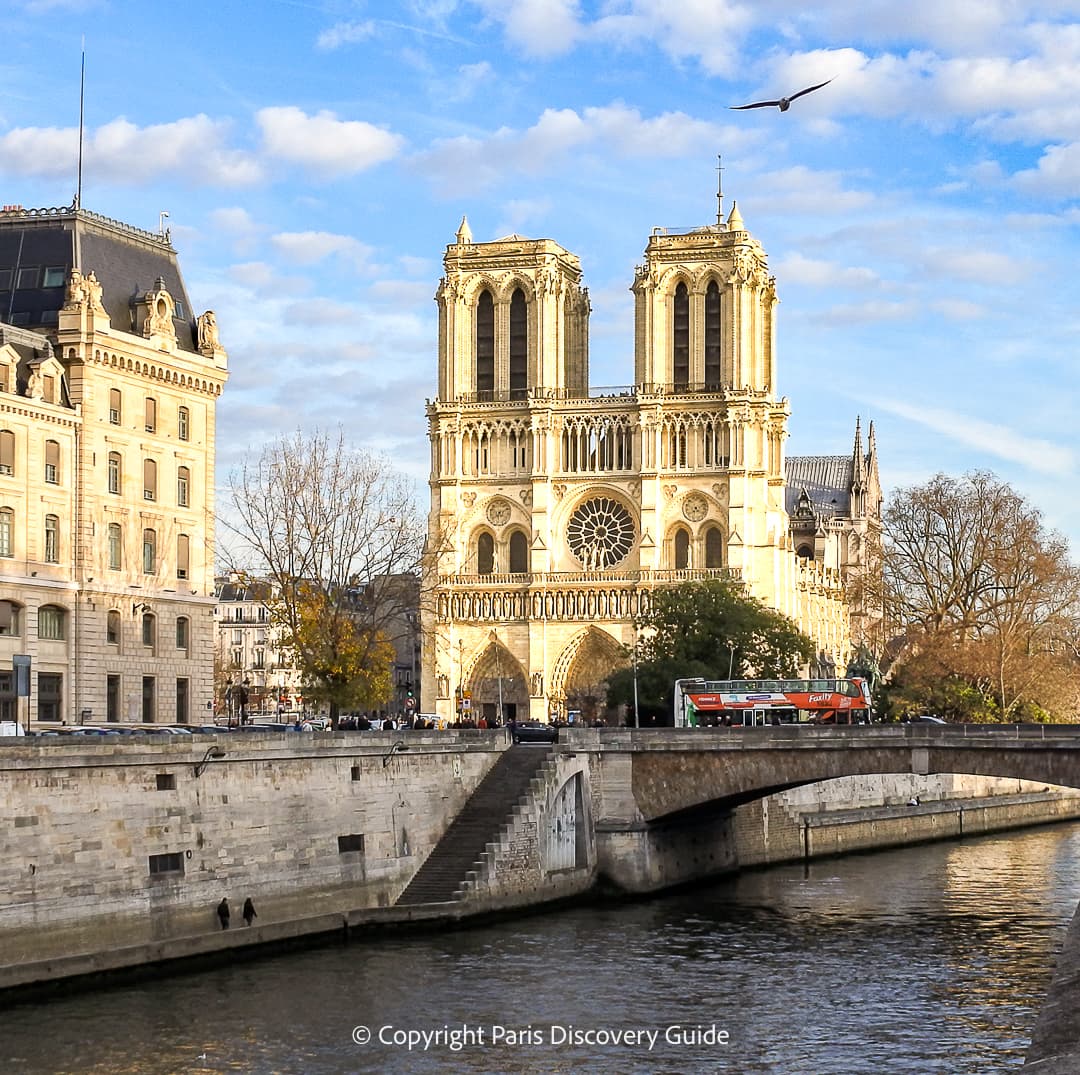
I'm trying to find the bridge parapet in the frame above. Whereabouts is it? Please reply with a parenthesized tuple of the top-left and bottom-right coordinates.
(559, 725, 1080, 823)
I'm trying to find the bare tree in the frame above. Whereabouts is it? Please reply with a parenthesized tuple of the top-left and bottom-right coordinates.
(881, 471, 1079, 720)
(222, 429, 426, 727)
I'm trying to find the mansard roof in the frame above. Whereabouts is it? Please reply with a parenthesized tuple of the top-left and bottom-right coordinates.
(785, 455, 856, 518)
(0, 204, 197, 350)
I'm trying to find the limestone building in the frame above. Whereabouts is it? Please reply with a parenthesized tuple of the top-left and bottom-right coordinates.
(0, 204, 227, 724)
(424, 196, 869, 725)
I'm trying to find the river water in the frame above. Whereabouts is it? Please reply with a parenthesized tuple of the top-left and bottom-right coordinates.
(4, 822, 1080, 1074)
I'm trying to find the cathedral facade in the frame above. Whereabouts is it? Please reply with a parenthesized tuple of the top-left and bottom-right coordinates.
(423, 199, 875, 725)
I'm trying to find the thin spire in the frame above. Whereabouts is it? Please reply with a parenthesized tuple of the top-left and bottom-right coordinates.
(852, 416, 866, 487)
(75, 38, 86, 210)
(716, 154, 724, 226)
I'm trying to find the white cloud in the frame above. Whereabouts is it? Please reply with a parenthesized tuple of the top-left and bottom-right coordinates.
(876, 398, 1074, 476)
(270, 231, 375, 269)
(0, 115, 262, 186)
(920, 247, 1022, 284)
(415, 104, 728, 193)
(1013, 141, 1080, 195)
(257, 107, 405, 178)
(470, 0, 584, 58)
(316, 19, 376, 50)
(930, 298, 987, 320)
(774, 253, 880, 289)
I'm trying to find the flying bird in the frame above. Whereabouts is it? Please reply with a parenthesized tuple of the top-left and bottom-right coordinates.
(731, 79, 832, 112)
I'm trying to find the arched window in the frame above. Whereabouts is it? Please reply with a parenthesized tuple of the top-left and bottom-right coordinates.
(142, 612, 156, 648)
(108, 522, 122, 570)
(476, 532, 495, 575)
(796, 544, 814, 560)
(509, 288, 527, 400)
(108, 451, 121, 494)
(38, 604, 65, 640)
(177, 466, 190, 507)
(674, 528, 691, 570)
(0, 600, 21, 636)
(0, 506, 13, 558)
(106, 610, 120, 645)
(508, 530, 528, 573)
(176, 616, 189, 651)
(673, 282, 689, 388)
(705, 280, 722, 387)
(476, 290, 495, 399)
(705, 526, 725, 568)
(44, 514, 59, 563)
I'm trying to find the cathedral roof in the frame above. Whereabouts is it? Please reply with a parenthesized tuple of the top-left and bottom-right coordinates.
(785, 455, 856, 518)
(0, 205, 197, 351)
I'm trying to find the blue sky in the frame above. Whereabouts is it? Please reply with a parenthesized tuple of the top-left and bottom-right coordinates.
(2, 0, 1079, 549)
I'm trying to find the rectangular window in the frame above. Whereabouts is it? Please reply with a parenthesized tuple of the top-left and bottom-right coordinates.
(44, 439, 59, 484)
(0, 601, 18, 636)
(177, 467, 190, 508)
(338, 834, 365, 854)
(38, 606, 64, 640)
(178, 407, 190, 441)
(44, 514, 59, 563)
(108, 523, 122, 570)
(143, 529, 156, 573)
(38, 672, 62, 721)
(176, 678, 189, 724)
(142, 614, 155, 648)
(145, 398, 156, 433)
(0, 672, 14, 722)
(106, 610, 120, 645)
(108, 453, 120, 494)
(0, 510, 12, 558)
(43, 376, 55, 404)
(17, 267, 38, 289)
(107, 674, 120, 722)
(0, 429, 15, 475)
(0, 270, 11, 290)
(148, 852, 183, 875)
(109, 388, 121, 425)
(177, 534, 189, 580)
(43, 267, 66, 288)
(156, 773, 176, 791)
(142, 676, 155, 723)
(176, 616, 189, 651)
(143, 458, 156, 501)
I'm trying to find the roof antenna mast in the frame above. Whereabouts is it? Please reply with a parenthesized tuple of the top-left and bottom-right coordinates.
(716, 153, 724, 226)
(75, 36, 86, 210)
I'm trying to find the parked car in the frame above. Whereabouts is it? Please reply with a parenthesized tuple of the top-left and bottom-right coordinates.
(512, 720, 558, 745)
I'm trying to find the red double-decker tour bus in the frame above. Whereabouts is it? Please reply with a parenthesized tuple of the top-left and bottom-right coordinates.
(674, 677, 872, 727)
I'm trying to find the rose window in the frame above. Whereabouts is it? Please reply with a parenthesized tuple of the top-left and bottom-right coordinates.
(567, 497, 635, 570)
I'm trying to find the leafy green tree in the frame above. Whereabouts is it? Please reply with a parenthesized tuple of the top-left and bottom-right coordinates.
(607, 578, 815, 721)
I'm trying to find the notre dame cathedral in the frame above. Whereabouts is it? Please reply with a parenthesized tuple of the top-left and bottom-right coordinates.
(422, 190, 881, 725)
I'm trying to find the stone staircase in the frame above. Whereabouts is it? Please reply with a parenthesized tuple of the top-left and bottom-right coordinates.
(396, 745, 553, 906)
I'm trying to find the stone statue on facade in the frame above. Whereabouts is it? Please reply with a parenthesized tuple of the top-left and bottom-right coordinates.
(197, 310, 220, 353)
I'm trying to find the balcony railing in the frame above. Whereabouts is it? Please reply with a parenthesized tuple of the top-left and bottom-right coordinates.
(438, 567, 742, 587)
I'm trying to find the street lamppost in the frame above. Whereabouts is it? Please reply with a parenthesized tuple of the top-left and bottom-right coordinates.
(489, 628, 504, 726)
(726, 640, 736, 680)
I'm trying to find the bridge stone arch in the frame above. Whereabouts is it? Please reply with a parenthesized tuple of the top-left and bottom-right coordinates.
(576, 725, 1080, 824)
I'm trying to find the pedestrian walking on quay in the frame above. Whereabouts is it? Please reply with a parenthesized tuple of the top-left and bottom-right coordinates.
(217, 897, 230, 930)
(243, 897, 257, 927)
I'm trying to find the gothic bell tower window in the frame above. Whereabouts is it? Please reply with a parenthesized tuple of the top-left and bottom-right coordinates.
(476, 290, 494, 400)
(476, 532, 495, 574)
(673, 282, 689, 388)
(509, 288, 527, 400)
(705, 280, 721, 387)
